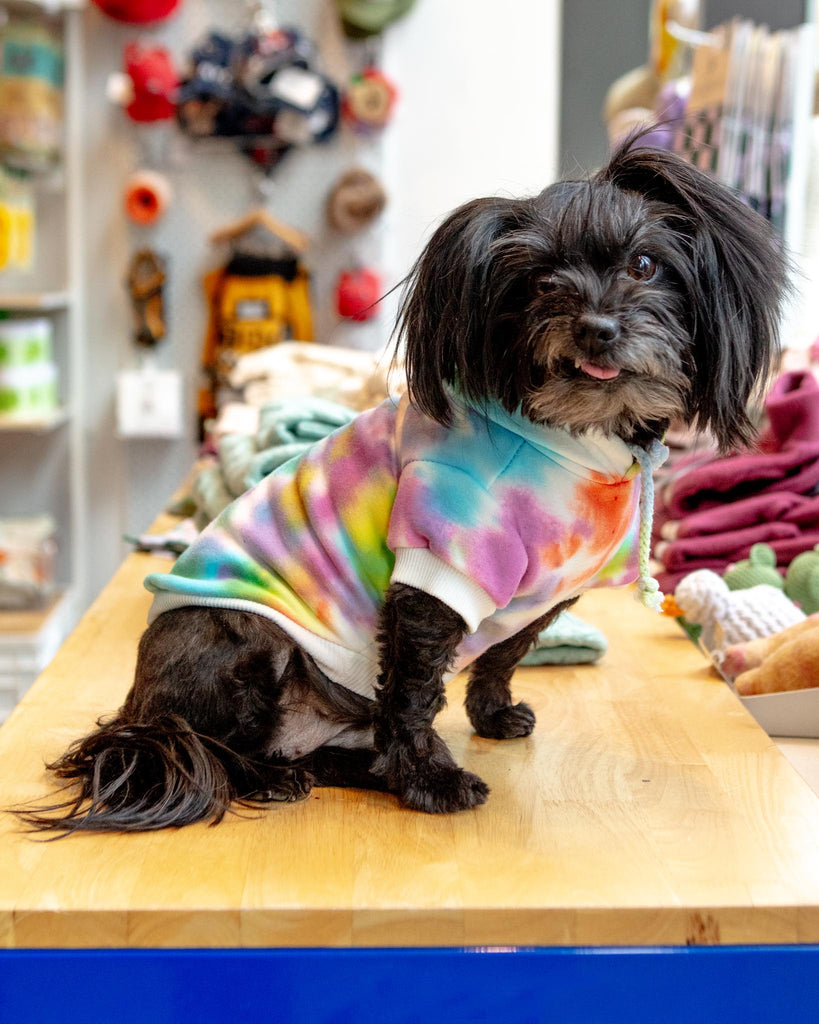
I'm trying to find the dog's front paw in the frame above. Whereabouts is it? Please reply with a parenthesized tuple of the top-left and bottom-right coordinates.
(471, 701, 535, 739)
(400, 765, 489, 814)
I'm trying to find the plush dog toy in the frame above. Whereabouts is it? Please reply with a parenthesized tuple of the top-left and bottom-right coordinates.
(21, 137, 787, 832)
(722, 616, 819, 695)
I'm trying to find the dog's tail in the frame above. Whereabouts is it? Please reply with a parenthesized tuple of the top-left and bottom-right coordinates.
(14, 712, 277, 835)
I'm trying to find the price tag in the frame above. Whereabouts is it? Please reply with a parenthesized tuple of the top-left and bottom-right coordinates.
(117, 366, 183, 439)
(270, 66, 324, 112)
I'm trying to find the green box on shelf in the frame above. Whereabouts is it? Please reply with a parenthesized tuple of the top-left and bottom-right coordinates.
(0, 363, 57, 415)
(0, 317, 52, 368)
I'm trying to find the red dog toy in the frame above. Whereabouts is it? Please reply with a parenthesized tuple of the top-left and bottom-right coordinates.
(123, 43, 178, 123)
(335, 267, 382, 321)
(92, 0, 182, 23)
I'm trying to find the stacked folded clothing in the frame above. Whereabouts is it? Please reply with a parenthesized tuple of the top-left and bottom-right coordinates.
(192, 396, 356, 527)
(655, 370, 819, 591)
(210, 341, 401, 437)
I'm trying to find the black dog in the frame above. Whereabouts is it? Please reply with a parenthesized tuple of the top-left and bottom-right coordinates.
(21, 141, 787, 833)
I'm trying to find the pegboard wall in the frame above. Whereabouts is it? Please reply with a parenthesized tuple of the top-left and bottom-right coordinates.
(82, 0, 394, 601)
(125, 0, 388, 356)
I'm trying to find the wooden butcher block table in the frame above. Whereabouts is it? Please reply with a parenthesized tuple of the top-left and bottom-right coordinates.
(0, 514, 818, 1023)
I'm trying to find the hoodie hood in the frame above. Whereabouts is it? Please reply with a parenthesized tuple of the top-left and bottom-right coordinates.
(453, 391, 639, 481)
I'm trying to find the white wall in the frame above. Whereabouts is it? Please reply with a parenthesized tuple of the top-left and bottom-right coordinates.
(381, 0, 562, 302)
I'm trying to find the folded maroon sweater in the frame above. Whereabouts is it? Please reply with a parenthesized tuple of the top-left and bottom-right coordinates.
(656, 531, 819, 593)
(657, 563, 733, 593)
(661, 491, 819, 540)
(656, 521, 799, 568)
(661, 371, 819, 520)
(654, 371, 819, 592)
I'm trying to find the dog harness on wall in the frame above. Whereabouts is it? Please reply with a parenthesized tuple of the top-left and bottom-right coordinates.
(146, 391, 666, 699)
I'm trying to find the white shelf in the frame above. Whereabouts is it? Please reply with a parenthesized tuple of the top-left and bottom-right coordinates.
(0, 587, 70, 639)
(0, 408, 69, 432)
(0, 588, 75, 724)
(0, 289, 73, 311)
(0, 0, 86, 729)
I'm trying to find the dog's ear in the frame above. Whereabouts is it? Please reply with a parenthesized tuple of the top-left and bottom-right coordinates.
(395, 196, 527, 424)
(599, 142, 789, 451)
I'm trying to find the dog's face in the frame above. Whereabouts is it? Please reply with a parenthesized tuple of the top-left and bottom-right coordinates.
(398, 141, 788, 451)
(512, 181, 693, 437)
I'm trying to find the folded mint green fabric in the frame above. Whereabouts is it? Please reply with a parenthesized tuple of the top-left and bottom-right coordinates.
(191, 465, 235, 529)
(246, 441, 313, 487)
(218, 433, 257, 496)
(520, 610, 608, 665)
(255, 397, 354, 449)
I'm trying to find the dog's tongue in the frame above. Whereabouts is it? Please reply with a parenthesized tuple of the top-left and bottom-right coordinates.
(581, 361, 621, 380)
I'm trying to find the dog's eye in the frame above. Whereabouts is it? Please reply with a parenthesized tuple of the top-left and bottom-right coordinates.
(534, 272, 556, 294)
(627, 254, 658, 281)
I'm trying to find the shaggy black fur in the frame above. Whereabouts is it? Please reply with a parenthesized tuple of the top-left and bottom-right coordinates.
(16, 138, 789, 833)
(465, 598, 577, 739)
(18, 609, 384, 834)
(372, 583, 488, 813)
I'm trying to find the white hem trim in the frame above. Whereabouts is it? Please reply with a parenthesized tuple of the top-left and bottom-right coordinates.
(147, 592, 379, 699)
(390, 547, 496, 632)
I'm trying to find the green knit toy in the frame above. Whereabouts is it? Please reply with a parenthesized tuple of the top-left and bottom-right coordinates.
(785, 545, 819, 615)
(724, 543, 784, 592)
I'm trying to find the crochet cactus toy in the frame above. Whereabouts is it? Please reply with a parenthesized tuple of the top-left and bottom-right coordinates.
(721, 615, 819, 695)
(784, 544, 819, 615)
(673, 569, 805, 656)
(724, 543, 784, 592)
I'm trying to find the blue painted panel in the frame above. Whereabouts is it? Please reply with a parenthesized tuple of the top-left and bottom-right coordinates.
(0, 946, 818, 1024)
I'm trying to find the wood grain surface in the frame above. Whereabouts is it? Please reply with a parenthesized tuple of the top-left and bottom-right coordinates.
(1, 530, 818, 949)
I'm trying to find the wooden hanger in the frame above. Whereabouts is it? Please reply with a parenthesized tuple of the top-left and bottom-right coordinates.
(209, 208, 309, 255)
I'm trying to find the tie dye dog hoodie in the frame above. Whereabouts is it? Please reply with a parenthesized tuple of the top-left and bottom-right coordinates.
(146, 391, 663, 698)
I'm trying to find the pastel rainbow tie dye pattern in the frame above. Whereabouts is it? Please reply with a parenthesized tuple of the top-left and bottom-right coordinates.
(146, 392, 646, 698)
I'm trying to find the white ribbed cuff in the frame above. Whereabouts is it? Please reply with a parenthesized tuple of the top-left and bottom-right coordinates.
(390, 547, 496, 633)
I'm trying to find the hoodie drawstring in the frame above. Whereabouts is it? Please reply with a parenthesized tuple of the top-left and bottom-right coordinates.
(627, 439, 668, 612)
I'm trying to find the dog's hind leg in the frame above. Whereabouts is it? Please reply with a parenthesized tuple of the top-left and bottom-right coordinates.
(465, 598, 577, 739)
(297, 746, 388, 792)
(18, 608, 321, 833)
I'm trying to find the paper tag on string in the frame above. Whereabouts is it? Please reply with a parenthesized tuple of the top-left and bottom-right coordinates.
(117, 366, 183, 439)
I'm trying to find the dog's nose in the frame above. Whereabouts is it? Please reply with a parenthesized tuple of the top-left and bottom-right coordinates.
(574, 314, 620, 354)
